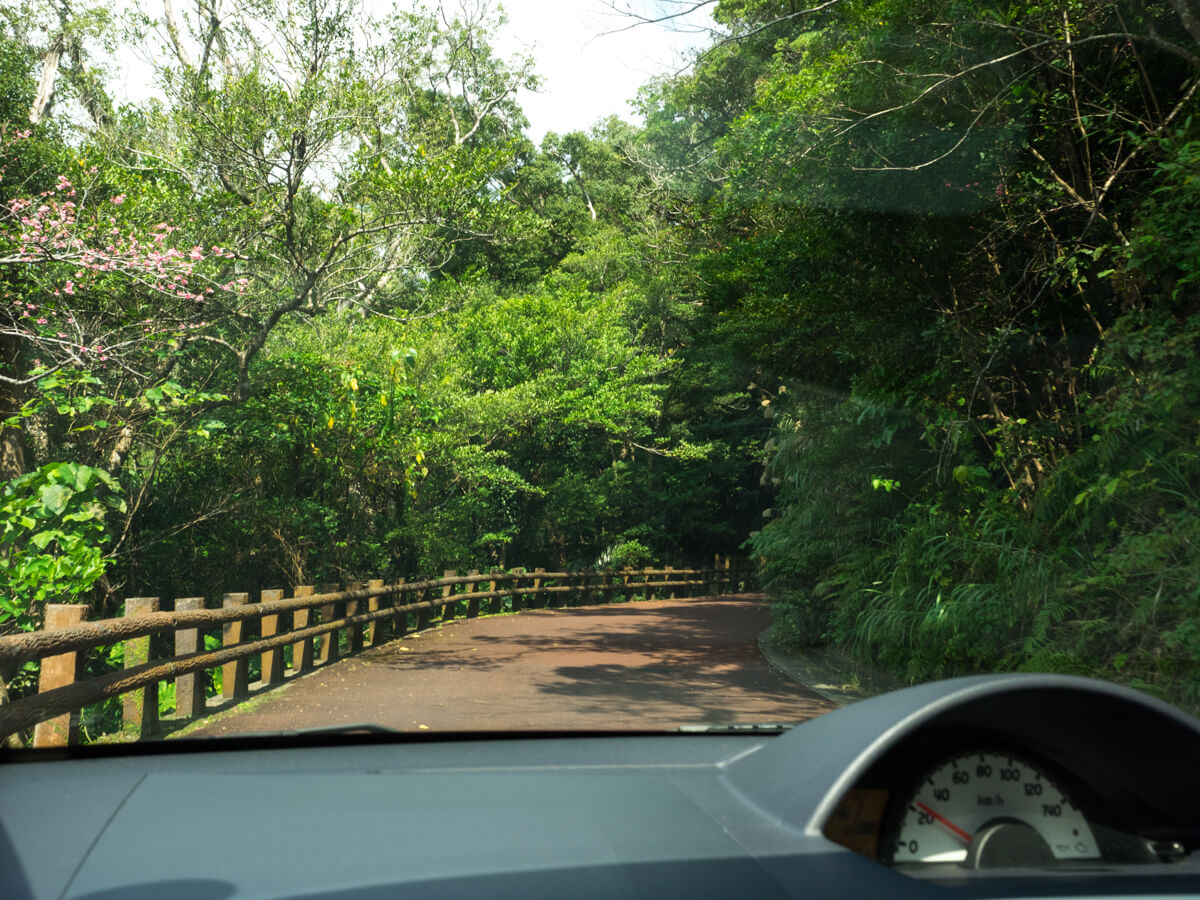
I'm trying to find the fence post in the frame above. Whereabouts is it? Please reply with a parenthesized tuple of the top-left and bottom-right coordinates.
(665, 565, 676, 600)
(221, 593, 250, 700)
(508, 568, 524, 612)
(531, 568, 545, 609)
(315, 583, 340, 664)
(290, 586, 315, 673)
(417, 581, 435, 631)
(392, 578, 410, 637)
(465, 569, 481, 618)
(367, 579, 386, 646)
(548, 569, 564, 609)
(345, 582, 364, 654)
(31, 604, 89, 748)
(441, 569, 458, 622)
(122, 597, 160, 737)
(173, 597, 207, 719)
(259, 589, 285, 685)
(487, 568, 504, 614)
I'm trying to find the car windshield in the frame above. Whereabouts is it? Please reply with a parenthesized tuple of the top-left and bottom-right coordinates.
(0, 0, 1197, 749)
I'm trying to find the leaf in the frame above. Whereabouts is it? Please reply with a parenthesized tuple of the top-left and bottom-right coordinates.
(29, 530, 63, 550)
(38, 484, 72, 516)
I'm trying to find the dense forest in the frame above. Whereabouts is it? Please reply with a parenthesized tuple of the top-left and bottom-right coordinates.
(1, 0, 1198, 709)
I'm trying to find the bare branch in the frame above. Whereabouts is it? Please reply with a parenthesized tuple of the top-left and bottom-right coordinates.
(598, 0, 717, 37)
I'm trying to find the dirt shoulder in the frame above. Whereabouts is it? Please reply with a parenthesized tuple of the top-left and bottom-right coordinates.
(757, 634, 900, 707)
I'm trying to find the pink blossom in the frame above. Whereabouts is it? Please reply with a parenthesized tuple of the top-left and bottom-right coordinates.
(190, 247, 204, 260)
(110, 194, 126, 205)
(63, 282, 75, 295)
(36, 318, 47, 324)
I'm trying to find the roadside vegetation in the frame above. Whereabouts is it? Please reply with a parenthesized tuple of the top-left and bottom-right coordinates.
(1, 0, 1197, 711)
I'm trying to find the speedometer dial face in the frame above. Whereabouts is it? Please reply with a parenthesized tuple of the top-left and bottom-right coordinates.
(891, 750, 1100, 865)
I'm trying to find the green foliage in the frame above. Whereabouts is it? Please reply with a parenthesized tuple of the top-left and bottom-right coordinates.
(0, 462, 124, 632)
(692, 0, 1200, 707)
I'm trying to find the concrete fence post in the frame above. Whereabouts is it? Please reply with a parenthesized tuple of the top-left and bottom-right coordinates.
(290, 586, 315, 673)
(173, 597, 207, 719)
(510, 568, 526, 612)
(531, 568, 545, 609)
(488, 568, 505, 615)
(31, 603, 89, 748)
(259, 589, 286, 685)
(316, 583, 340, 664)
(367, 579, 386, 646)
(465, 569, 481, 618)
(345, 582, 364, 653)
(221, 593, 250, 700)
(441, 569, 458, 622)
(417, 582, 435, 631)
(392, 578, 410, 637)
(123, 597, 160, 737)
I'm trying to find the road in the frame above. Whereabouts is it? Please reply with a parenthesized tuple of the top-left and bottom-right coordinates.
(182, 595, 836, 736)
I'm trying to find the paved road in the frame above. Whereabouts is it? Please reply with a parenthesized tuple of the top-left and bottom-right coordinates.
(183, 596, 836, 736)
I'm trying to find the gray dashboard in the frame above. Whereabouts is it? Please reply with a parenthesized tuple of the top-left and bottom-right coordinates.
(2, 674, 1198, 899)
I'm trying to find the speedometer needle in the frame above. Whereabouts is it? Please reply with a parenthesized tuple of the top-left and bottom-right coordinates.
(916, 802, 973, 844)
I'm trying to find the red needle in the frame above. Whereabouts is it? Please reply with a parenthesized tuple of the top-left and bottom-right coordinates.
(916, 802, 973, 844)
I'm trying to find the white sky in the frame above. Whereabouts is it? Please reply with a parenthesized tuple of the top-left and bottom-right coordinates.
(108, 1, 715, 146)
(487, 1, 714, 143)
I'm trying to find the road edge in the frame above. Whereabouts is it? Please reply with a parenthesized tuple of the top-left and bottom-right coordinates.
(757, 631, 900, 707)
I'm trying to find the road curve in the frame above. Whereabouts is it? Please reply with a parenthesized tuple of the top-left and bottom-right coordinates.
(182, 596, 836, 736)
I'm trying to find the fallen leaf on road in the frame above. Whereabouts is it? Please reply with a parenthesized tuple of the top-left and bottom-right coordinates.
(418, 724, 430, 730)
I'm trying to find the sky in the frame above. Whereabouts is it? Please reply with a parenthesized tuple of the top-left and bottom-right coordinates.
(486, 0, 715, 143)
(107, 1, 715, 147)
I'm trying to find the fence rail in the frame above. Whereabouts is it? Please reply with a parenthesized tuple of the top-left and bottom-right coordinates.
(0, 557, 754, 747)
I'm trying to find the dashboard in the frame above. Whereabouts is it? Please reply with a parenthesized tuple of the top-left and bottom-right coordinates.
(1, 673, 1198, 899)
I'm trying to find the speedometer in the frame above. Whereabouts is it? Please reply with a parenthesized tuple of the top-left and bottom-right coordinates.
(890, 750, 1100, 867)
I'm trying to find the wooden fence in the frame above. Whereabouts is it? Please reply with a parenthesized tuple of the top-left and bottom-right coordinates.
(0, 557, 754, 747)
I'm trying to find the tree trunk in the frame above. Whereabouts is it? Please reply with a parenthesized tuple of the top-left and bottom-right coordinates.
(29, 33, 64, 124)
(1169, 0, 1200, 46)
(0, 332, 27, 482)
